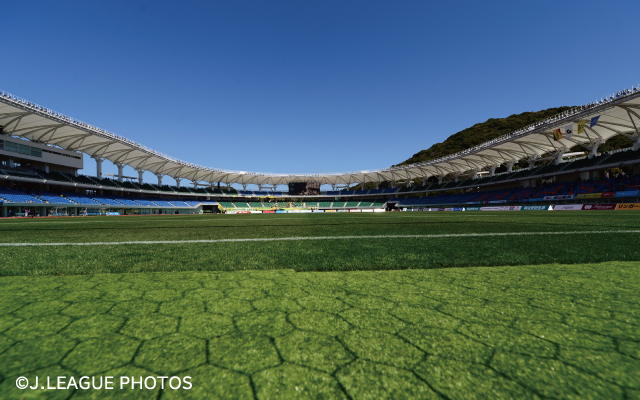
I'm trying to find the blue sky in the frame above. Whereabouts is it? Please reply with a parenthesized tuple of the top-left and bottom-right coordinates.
(3, 1, 640, 188)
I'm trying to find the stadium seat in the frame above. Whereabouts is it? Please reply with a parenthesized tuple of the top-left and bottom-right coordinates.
(148, 198, 175, 207)
(133, 199, 157, 207)
(111, 196, 143, 206)
(34, 192, 75, 205)
(63, 193, 102, 206)
(0, 188, 45, 204)
(169, 200, 191, 207)
(91, 196, 123, 206)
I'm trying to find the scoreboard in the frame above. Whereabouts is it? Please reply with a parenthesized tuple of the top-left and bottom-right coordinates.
(288, 182, 320, 195)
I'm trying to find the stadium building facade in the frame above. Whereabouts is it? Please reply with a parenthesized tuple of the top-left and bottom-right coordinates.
(1, 87, 639, 217)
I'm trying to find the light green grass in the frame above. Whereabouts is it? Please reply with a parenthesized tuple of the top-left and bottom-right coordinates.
(0, 262, 638, 399)
(1, 212, 640, 275)
(1, 212, 639, 399)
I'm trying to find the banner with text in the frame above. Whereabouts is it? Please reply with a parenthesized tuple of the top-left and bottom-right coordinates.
(577, 193, 604, 199)
(614, 190, 640, 198)
(481, 206, 522, 211)
(544, 195, 576, 200)
(582, 204, 617, 210)
(521, 205, 551, 211)
(616, 203, 640, 210)
(553, 204, 583, 211)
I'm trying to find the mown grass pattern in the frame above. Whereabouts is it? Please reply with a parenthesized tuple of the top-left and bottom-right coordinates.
(0, 262, 638, 399)
(1, 212, 640, 276)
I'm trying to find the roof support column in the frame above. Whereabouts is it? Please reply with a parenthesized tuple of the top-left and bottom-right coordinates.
(193, 181, 198, 189)
(588, 140, 603, 159)
(94, 157, 103, 180)
(137, 169, 144, 184)
(471, 170, 478, 179)
(633, 136, 640, 151)
(116, 163, 124, 182)
(554, 150, 566, 165)
(489, 166, 497, 176)
(175, 178, 181, 188)
(506, 161, 515, 173)
(156, 174, 163, 186)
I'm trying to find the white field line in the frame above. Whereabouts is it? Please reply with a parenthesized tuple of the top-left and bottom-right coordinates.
(0, 230, 638, 247)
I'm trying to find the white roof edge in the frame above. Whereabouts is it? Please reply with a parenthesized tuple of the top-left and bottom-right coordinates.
(1, 85, 639, 184)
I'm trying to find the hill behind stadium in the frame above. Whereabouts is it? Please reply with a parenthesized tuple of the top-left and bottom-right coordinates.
(395, 106, 634, 167)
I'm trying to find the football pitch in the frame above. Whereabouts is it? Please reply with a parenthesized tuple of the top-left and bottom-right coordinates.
(0, 212, 639, 399)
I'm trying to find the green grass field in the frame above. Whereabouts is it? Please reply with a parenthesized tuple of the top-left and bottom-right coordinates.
(0, 212, 639, 399)
(0, 212, 639, 276)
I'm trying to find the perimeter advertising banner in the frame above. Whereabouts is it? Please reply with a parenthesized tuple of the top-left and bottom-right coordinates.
(577, 193, 603, 199)
(521, 205, 551, 211)
(312, 210, 325, 213)
(263, 211, 275, 213)
(275, 210, 287, 213)
(544, 195, 575, 200)
(615, 191, 640, 198)
(582, 204, 617, 210)
(325, 209, 337, 212)
(616, 203, 640, 210)
(553, 204, 583, 211)
(465, 207, 481, 211)
(373, 209, 385, 212)
(601, 192, 615, 198)
(481, 206, 522, 211)
(361, 209, 374, 212)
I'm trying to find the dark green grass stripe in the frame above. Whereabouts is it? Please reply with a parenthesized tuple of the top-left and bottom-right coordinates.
(2, 233, 639, 276)
(0, 229, 639, 246)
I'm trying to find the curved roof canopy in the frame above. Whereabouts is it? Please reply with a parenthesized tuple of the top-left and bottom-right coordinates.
(1, 87, 639, 186)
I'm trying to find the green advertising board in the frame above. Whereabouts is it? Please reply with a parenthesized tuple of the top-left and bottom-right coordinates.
(521, 205, 550, 211)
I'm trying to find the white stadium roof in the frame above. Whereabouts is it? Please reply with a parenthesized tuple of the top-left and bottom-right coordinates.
(1, 86, 639, 187)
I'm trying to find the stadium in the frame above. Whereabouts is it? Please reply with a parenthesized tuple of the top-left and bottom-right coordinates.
(2, 0, 640, 396)
(1, 85, 639, 399)
(1, 86, 639, 216)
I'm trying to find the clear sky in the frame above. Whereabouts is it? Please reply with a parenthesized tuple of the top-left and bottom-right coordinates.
(3, 1, 640, 188)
